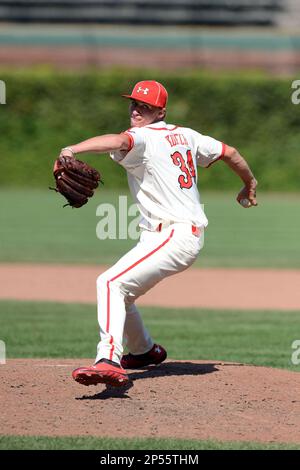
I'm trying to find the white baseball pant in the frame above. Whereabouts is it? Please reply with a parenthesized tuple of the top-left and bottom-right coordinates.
(95, 222, 204, 364)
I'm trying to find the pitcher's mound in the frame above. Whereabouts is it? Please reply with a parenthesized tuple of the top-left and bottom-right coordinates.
(1, 359, 300, 444)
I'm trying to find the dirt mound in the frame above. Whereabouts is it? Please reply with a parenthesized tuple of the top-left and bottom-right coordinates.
(1, 359, 300, 444)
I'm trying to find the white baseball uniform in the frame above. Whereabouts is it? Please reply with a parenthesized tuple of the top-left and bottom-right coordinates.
(95, 121, 226, 364)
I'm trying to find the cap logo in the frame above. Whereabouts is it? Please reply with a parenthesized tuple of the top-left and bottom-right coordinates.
(136, 86, 149, 95)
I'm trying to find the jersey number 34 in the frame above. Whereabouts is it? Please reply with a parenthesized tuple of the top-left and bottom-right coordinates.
(171, 150, 196, 189)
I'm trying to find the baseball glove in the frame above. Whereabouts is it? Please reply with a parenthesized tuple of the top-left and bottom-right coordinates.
(50, 155, 102, 208)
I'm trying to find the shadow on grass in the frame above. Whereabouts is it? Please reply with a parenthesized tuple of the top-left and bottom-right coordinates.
(76, 361, 219, 401)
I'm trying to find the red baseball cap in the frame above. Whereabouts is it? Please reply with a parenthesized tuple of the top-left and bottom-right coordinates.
(122, 80, 168, 108)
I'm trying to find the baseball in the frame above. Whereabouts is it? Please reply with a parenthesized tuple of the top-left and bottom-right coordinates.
(240, 198, 252, 208)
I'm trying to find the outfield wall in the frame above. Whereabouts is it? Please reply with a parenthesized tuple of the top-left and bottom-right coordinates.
(1, 69, 299, 190)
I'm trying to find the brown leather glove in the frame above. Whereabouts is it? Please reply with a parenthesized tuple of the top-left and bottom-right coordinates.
(50, 155, 102, 208)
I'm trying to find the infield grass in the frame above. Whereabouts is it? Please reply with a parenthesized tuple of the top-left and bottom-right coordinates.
(0, 188, 299, 268)
(1, 300, 299, 370)
(0, 435, 299, 450)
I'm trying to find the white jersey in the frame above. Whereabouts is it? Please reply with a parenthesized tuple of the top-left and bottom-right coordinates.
(111, 120, 225, 231)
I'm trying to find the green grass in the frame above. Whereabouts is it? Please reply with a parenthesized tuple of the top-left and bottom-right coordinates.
(0, 435, 298, 450)
(0, 189, 299, 267)
(1, 300, 299, 370)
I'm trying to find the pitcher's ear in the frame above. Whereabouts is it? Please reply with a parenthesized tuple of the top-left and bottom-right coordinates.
(159, 107, 166, 119)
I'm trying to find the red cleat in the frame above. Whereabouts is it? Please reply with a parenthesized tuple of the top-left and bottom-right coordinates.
(72, 359, 129, 387)
(121, 344, 167, 369)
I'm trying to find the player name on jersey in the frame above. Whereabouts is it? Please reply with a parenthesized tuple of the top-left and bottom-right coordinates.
(165, 133, 188, 147)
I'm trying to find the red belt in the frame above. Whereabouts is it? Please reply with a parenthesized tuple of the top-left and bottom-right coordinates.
(157, 223, 201, 237)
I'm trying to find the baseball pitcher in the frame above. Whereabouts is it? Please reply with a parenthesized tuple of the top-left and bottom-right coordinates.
(58, 80, 257, 387)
